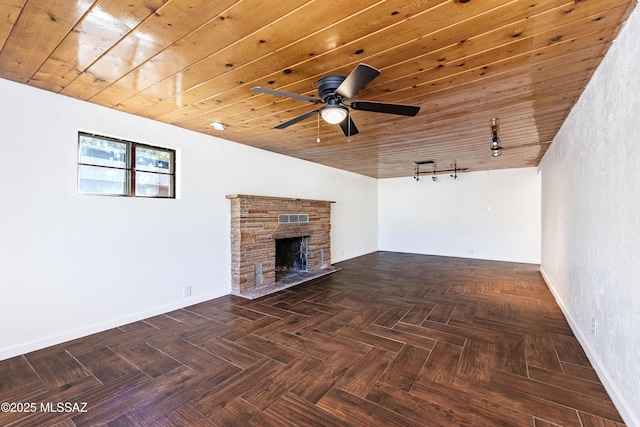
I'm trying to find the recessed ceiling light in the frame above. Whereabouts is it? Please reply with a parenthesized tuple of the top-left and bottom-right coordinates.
(210, 122, 225, 130)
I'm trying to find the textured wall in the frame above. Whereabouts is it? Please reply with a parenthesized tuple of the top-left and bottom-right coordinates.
(540, 6, 640, 425)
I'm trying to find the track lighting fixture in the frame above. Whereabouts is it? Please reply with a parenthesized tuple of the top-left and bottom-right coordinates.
(413, 160, 468, 182)
(490, 117, 503, 157)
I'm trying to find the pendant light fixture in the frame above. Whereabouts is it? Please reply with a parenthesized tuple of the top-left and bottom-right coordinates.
(490, 117, 503, 157)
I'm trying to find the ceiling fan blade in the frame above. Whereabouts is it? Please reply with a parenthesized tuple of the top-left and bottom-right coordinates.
(274, 109, 320, 129)
(251, 87, 321, 104)
(350, 100, 420, 116)
(339, 116, 359, 136)
(335, 64, 380, 99)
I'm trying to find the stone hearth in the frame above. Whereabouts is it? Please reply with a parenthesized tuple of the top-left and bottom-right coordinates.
(226, 194, 338, 298)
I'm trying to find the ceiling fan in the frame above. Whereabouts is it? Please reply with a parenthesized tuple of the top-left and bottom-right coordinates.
(251, 64, 420, 136)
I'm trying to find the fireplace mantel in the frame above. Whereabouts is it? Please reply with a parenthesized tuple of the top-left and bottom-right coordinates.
(226, 194, 336, 297)
(226, 194, 335, 204)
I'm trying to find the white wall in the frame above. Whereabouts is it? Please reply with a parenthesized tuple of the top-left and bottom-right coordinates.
(539, 6, 640, 425)
(0, 78, 378, 360)
(378, 167, 541, 264)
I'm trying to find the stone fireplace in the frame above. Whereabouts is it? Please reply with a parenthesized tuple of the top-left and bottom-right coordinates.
(226, 194, 338, 298)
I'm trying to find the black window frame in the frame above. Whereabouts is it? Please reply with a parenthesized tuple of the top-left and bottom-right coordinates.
(77, 132, 176, 198)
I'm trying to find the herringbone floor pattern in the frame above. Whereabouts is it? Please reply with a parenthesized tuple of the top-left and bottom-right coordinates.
(0, 252, 625, 426)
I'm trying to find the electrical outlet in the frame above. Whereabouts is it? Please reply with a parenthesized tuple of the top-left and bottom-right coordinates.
(183, 285, 192, 297)
(591, 316, 597, 337)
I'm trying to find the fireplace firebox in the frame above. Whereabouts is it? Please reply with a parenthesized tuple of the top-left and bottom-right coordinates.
(275, 236, 309, 280)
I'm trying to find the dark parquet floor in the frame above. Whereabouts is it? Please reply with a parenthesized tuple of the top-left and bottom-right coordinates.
(0, 252, 625, 426)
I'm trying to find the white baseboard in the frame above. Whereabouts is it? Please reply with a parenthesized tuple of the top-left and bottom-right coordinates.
(539, 267, 639, 427)
(332, 248, 378, 264)
(377, 248, 540, 265)
(0, 289, 229, 362)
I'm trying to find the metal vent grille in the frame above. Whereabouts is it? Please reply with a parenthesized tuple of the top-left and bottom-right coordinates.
(278, 214, 309, 224)
(254, 262, 262, 285)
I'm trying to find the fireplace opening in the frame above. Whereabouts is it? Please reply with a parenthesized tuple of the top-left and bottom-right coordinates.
(275, 236, 309, 281)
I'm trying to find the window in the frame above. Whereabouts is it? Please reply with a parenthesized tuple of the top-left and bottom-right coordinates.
(78, 132, 175, 198)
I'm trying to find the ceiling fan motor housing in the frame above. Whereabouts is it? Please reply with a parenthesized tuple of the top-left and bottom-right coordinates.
(317, 75, 346, 101)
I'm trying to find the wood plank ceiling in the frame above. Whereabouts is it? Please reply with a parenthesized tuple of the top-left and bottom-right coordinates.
(0, 0, 636, 179)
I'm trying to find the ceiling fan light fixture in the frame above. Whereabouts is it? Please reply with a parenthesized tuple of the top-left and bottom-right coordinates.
(252, 64, 419, 138)
(320, 105, 348, 124)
